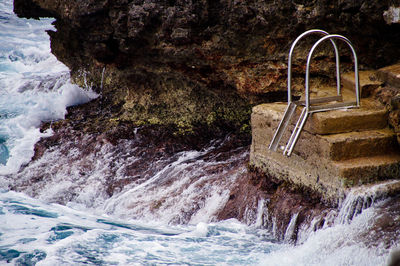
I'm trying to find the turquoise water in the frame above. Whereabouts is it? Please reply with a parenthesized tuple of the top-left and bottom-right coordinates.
(0, 191, 280, 265)
(0, 0, 393, 265)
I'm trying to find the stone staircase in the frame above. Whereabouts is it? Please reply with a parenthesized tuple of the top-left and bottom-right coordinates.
(250, 64, 400, 204)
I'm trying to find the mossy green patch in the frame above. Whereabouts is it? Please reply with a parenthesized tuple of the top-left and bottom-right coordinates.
(68, 62, 255, 137)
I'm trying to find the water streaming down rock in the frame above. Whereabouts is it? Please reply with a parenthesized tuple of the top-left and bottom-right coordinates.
(336, 180, 400, 225)
(283, 212, 299, 243)
(296, 211, 331, 245)
(5, 121, 250, 224)
(255, 198, 266, 228)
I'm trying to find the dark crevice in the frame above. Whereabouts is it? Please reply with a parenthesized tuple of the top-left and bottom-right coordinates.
(13, 0, 55, 19)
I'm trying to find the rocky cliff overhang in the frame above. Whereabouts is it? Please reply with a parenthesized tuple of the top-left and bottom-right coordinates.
(13, 0, 400, 134)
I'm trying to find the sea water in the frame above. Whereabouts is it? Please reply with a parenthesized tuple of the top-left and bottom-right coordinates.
(0, 0, 393, 265)
(0, 0, 97, 175)
(0, 190, 390, 265)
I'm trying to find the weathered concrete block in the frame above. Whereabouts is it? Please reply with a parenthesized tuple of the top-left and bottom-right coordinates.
(320, 129, 398, 161)
(305, 98, 388, 134)
(250, 102, 400, 203)
(378, 64, 400, 88)
(342, 70, 383, 98)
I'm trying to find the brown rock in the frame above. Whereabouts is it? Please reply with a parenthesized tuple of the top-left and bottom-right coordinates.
(342, 70, 383, 98)
(389, 109, 400, 132)
(13, 0, 400, 133)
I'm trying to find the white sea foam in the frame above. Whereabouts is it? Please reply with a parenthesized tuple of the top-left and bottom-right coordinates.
(0, 190, 393, 265)
(0, 2, 98, 176)
(0, 79, 98, 176)
(0, 191, 278, 265)
(260, 204, 388, 266)
(10, 135, 248, 224)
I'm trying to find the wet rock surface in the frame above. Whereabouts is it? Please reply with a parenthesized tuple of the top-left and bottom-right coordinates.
(8, 105, 252, 222)
(10, 104, 332, 240)
(217, 168, 332, 242)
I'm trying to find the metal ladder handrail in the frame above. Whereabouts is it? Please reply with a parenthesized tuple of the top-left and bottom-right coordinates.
(305, 34, 360, 113)
(269, 31, 360, 157)
(288, 29, 341, 104)
(269, 29, 340, 152)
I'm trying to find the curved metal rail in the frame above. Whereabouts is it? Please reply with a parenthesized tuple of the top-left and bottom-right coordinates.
(287, 29, 341, 103)
(270, 31, 360, 157)
(305, 34, 360, 112)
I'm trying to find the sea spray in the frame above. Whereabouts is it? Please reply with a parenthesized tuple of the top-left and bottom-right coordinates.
(336, 180, 400, 224)
(283, 212, 299, 243)
(0, 2, 98, 176)
(260, 204, 388, 266)
(11, 133, 249, 224)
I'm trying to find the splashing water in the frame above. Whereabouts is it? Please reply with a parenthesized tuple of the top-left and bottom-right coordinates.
(0, 0, 97, 175)
(0, 190, 393, 265)
(0, 0, 396, 265)
(0, 191, 280, 265)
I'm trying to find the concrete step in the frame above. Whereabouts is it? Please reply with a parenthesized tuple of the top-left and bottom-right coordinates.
(319, 128, 398, 161)
(377, 63, 400, 88)
(296, 86, 388, 134)
(271, 124, 397, 162)
(251, 102, 400, 203)
(305, 98, 388, 134)
(333, 154, 400, 187)
(252, 103, 394, 160)
(342, 70, 382, 98)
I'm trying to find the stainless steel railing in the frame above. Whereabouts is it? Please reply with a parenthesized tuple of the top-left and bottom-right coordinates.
(269, 30, 360, 156)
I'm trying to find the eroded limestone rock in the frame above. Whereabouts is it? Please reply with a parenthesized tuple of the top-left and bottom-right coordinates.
(13, 0, 400, 133)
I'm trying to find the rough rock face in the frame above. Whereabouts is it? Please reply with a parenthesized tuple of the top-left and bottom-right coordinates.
(13, 0, 400, 134)
(216, 168, 332, 242)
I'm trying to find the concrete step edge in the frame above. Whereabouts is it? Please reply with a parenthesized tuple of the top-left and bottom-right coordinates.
(318, 128, 399, 161)
(342, 70, 383, 98)
(377, 64, 400, 88)
(306, 100, 388, 134)
(332, 154, 400, 187)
